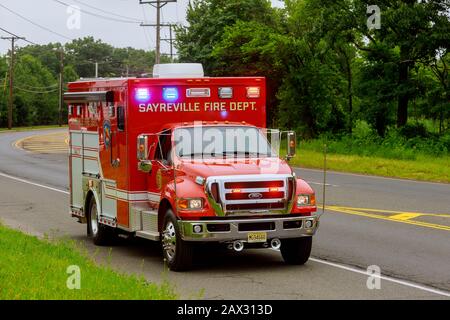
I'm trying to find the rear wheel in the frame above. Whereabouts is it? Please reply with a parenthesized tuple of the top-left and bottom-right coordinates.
(162, 209, 193, 271)
(87, 196, 114, 246)
(280, 237, 312, 265)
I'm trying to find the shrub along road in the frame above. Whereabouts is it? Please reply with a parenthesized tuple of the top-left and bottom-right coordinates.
(0, 129, 449, 299)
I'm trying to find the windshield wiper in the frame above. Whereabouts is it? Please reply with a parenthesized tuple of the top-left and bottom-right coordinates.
(221, 151, 272, 157)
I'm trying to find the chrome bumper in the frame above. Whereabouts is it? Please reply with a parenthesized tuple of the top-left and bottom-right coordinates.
(178, 215, 319, 242)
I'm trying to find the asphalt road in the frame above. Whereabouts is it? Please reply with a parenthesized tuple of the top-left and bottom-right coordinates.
(0, 129, 449, 299)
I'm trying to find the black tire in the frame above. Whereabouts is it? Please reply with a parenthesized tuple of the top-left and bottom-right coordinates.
(280, 237, 312, 265)
(161, 209, 193, 271)
(87, 196, 114, 246)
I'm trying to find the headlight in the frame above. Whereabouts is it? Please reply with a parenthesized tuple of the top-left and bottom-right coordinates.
(178, 198, 204, 210)
(297, 194, 315, 207)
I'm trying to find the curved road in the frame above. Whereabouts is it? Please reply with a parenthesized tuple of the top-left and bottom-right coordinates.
(0, 129, 449, 299)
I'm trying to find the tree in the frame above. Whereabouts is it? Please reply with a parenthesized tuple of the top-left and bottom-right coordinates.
(17, 43, 63, 77)
(175, 0, 279, 75)
(0, 56, 8, 127)
(211, 20, 286, 126)
(13, 54, 58, 126)
(352, 0, 450, 128)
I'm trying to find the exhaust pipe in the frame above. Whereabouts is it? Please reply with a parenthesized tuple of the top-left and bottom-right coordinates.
(232, 240, 244, 252)
(270, 238, 281, 250)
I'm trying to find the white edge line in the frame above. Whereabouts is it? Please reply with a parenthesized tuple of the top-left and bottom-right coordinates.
(0, 172, 69, 195)
(295, 167, 449, 186)
(310, 257, 450, 298)
(1, 171, 449, 298)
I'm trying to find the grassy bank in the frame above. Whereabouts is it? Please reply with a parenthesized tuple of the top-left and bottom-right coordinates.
(287, 122, 450, 183)
(291, 149, 450, 183)
(0, 224, 177, 300)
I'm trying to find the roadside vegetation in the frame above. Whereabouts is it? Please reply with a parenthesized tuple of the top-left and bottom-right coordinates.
(175, 0, 449, 183)
(0, 224, 177, 300)
(0, 124, 66, 132)
(290, 121, 450, 183)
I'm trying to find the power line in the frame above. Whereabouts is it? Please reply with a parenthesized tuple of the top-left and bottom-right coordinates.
(0, 3, 73, 41)
(0, 27, 37, 45)
(52, 0, 143, 24)
(21, 83, 59, 89)
(71, 0, 143, 22)
(139, 0, 178, 64)
(14, 86, 58, 94)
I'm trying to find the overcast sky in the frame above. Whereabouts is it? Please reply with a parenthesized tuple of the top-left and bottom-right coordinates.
(0, 0, 284, 55)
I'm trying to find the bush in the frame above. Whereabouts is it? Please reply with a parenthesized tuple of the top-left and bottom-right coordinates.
(399, 123, 429, 139)
(300, 121, 449, 161)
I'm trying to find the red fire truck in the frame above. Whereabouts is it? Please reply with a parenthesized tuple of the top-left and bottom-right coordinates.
(64, 63, 319, 271)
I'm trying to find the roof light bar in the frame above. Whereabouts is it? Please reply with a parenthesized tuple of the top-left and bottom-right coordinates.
(246, 87, 260, 99)
(186, 88, 210, 98)
(218, 87, 233, 99)
(135, 88, 150, 101)
(163, 87, 179, 101)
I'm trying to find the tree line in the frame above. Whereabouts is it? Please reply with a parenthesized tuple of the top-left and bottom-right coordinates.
(175, 0, 450, 139)
(1, 0, 448, 141)
(0, 37, 168, 128)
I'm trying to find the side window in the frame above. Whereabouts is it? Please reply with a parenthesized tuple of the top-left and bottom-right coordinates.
(117, 106, 125, 131)
(155, 130, 172, 163)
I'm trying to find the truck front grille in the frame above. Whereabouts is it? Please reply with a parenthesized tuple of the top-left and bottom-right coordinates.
(206, 174, 295, 214)
(226, 202, 285, 211)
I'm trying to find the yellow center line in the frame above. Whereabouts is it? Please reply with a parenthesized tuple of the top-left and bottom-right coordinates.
(330, 205, 450, 218)
(326, 205, 450, 232)
(388, 213, 423, 221)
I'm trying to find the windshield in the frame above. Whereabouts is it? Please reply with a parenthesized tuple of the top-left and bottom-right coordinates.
(174, 126, 278, 159)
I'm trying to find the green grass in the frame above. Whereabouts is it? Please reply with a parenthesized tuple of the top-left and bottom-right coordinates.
(0, 224, 178, 300)
(291, 148, 450, 183)
(0, 124, 67, 132)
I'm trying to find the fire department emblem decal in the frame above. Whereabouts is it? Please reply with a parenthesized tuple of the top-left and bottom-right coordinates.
(103, 121, 111, 150)
(156, 169, 163, 190)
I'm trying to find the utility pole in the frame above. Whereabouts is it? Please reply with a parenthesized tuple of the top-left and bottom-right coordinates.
(95, 62, 98, 78)
(57, 49, 64, 127)
(139, 0, 177, 65)
(161, 24, 175, 62)
(1, 36, 24, 130)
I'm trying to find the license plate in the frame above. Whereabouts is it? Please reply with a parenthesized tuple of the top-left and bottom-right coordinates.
(247, 232, 267, 243)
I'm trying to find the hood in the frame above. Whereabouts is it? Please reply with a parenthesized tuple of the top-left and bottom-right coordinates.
(178, 157, 292, 178)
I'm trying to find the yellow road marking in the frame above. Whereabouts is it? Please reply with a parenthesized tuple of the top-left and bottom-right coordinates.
(334, 206, 450, 218)
(15, 132, 69, 154)
(327, 205, 450, 232)
(389, 213, 423, 221)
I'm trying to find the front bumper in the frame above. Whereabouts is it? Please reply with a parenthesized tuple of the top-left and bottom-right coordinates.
(178, 215, 319, 242)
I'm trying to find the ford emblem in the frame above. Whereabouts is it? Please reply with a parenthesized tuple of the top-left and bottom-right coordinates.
(248, 192, 263, 199)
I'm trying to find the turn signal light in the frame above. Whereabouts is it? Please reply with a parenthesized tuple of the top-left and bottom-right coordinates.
(246, 87, 260, 98)
(219, 87, 233, 98)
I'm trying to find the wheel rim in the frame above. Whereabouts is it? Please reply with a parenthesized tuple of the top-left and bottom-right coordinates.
(162, 221, 176, 261)
(90, 203, 98, 236)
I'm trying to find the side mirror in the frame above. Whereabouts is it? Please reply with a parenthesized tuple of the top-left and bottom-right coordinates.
(138, 160, 153, 173)
(286, 131, 296, 161)
(137, 135, 152, 173)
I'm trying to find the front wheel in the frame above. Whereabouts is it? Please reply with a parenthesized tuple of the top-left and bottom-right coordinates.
(280, 237, 312, 265)
(162, 210, 193, 271)
(87, 196, 114, 246)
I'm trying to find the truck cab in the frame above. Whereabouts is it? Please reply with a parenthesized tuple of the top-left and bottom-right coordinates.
(65, 63, 319, 271)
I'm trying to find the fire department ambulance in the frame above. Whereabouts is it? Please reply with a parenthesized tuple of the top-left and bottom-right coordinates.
(64, 63, 319, 271)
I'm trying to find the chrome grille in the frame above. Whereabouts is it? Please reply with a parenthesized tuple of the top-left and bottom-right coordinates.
(206, 174, 294, 214)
